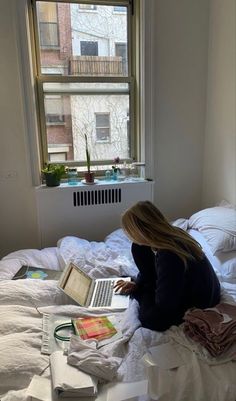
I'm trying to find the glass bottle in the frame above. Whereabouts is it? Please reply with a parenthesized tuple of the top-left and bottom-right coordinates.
(67, 168, 78, 185)
(105, 170, 111, 180)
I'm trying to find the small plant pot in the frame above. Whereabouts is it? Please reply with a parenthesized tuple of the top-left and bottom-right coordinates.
(84, 172, 95, 184)
(44, 173, 61, 187)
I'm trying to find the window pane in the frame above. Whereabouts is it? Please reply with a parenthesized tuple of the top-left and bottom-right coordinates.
(96, 113, 109, 127)
(81, 41, 98, 56)
(96, 128, 110, 141)
(96, 113, 110, 142)
(43, 82, 129, 93)
(45, 95, 65, 124)
(38, 2, 57, 22)
(79, 4, 97, 10)
(36, 2, 128, 76)
(49, 152, 67, 161)
(114, 6, 126, 12)
(39, 22, 59, 47)
(43, 92, 130, 162)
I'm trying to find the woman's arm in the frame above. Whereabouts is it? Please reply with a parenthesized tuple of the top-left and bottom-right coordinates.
(131, 243, 157, 289)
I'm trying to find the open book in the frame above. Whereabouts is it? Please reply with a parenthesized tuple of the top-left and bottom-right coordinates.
(50, 351, 98, 398)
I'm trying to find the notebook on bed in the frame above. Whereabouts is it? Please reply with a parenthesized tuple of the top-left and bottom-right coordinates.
(58, 262, 131, 310)
(12, 266, 61, 280)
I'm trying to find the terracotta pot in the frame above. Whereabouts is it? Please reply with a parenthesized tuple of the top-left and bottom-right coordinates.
(84, 171, 95, 183)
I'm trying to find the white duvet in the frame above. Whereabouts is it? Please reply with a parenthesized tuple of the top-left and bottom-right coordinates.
(0, 229, 236, 401)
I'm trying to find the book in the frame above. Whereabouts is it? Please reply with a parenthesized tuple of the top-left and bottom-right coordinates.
(72, 315, 123, 348)
(12, 265, 62, 281)
(72, 316, 117, 341)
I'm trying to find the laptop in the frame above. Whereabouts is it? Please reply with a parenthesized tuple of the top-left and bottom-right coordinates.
(12, 265, 62, 281)
(58, 262, 131, 310)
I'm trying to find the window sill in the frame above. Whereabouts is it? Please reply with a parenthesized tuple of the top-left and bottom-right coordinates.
(37, 177, 152, 189)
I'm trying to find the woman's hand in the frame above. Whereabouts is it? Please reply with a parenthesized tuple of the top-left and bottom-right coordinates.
(113, 280, 137, 295)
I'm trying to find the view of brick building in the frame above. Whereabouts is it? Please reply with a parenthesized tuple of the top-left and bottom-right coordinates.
(37, 2, 129, 166)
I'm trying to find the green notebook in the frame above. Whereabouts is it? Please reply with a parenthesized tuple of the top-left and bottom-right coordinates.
(12, 265, 62, 281)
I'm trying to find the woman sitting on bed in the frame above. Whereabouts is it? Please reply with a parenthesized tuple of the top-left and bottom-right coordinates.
(114, 201, 221, 332)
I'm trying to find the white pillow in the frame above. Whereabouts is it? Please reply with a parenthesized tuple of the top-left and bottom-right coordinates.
(188, 206, 236, 254)
(215, 251, 236, 279)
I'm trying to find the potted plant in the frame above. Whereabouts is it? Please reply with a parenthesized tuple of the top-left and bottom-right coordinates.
(41, 163, 66, 187)
(84, 134, 95, 184)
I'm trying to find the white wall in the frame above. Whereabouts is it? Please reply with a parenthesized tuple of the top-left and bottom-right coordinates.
(0, 0, 40, 257)
(203, 0, 236, 207)
(147, 0, 210, 220)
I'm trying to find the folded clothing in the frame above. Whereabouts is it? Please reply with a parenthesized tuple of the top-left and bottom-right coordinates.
(183, 303, 236, 357)
(67, 335, 122, 382)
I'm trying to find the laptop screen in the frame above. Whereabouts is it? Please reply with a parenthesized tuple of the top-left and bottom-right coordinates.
(60, 263, 92, 306)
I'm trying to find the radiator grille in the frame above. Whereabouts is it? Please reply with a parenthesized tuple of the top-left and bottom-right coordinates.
(73, 188, 122, 206)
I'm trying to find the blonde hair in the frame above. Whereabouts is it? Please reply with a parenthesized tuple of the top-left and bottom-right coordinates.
(121, 201, 203, 266)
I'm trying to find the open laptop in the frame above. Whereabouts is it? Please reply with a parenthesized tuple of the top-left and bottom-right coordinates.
(58, 262, 131, 310)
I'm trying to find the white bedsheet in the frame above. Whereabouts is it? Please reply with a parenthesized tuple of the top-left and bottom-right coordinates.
(0, 228, 236, 401)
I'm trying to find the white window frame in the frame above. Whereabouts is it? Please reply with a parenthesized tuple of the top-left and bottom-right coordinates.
(28, 0, 140, 176)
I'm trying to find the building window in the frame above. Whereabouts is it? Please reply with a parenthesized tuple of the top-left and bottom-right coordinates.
(37, 2, 59, 48)
(49, 152, 67, 162)
(81, 41, 98, 56)
(95, 113, 110, 142)
(45, 95, 65, 125)
(114, 6, 126, 12)
(79, 4, 97, 11)
(31, 0, 139, 172)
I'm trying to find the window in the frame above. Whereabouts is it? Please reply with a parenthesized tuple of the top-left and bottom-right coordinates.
(114, 6, 126, 12)
(31, 0, 139, 173)
(37, 2, 59, 48)
(81, 41, 98, 56)
(79, 4, 97, 10)
(95, 113, 110, 142)
(45, 95, 65, 125)
(49, 152, 67, 162)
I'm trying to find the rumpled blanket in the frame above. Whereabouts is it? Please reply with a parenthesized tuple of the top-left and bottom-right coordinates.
(67, 335, 122, 382)
(183, 303, 236, 357)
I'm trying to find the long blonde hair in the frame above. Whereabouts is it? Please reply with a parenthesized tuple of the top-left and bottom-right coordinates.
(121, 201, 203, 266)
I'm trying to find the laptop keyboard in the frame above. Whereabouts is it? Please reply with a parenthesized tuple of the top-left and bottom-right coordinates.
(92, 280, 115, 307)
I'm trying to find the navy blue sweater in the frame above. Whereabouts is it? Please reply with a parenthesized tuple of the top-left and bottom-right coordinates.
(131, 243, 221, 332)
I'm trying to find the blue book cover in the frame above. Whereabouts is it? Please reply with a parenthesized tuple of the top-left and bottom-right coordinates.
(12, 265, 62, 281)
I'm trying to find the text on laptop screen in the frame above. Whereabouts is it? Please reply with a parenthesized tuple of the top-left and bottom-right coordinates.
(63, 267, 91, 305)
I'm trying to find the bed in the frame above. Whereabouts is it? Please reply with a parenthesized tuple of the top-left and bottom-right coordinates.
(0, 203, 236, 401)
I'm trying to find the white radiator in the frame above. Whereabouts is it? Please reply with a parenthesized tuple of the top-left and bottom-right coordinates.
(35, 180, 154, 247)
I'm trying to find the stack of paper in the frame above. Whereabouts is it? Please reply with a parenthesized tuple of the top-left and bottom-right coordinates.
(50, 351, 98, 398)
